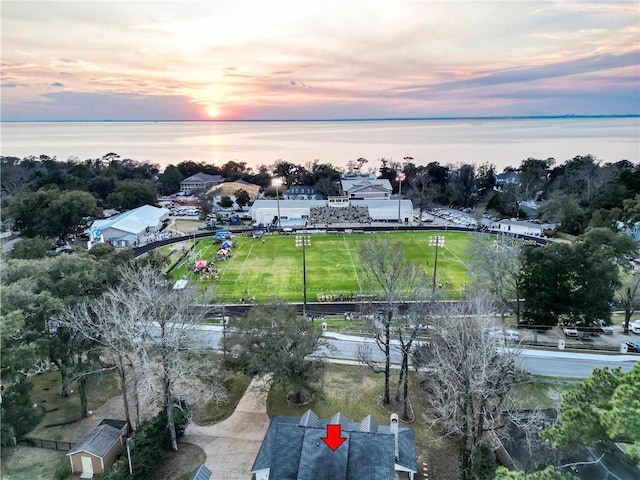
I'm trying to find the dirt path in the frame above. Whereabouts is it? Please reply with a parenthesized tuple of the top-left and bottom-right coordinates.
(182, 376, 271, 480)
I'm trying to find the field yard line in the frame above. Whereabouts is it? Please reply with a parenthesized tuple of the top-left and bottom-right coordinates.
(342, 234, 362, 293)
(441, 245, 467, 267)
(234, 242, 255, 284)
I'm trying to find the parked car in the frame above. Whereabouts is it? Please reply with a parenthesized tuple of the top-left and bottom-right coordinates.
(213, 230, 232, 242)
(630, 321, 640, 334)
(562, 325, 579, 337)
(51, 245, 74, 256)
(489, 328, 521, 343)
(624, 341, 640, 353)
(597, 320, 614, 335)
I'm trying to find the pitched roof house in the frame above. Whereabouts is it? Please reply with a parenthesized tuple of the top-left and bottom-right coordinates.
(67, 423, 125, 478)
(252, 410, 417, 480)
(340, 174, 392, 200)
(180, 173, 225, 194)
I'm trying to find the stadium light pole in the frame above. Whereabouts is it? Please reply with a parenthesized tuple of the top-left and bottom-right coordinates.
(272, 177, 282, 229)
(429, 235, 445, 299)
(296, 234, 311, 317)
(397, 172, 405, 223)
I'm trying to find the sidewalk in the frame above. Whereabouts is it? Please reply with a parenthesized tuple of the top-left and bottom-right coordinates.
(183, 375, 271, 480)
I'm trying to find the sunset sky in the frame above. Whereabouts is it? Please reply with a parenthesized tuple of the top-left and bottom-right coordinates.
(2, 0, 639, 121)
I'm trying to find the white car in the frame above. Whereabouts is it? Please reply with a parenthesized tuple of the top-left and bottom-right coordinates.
(563, 325, 579, 337)
(630, 321, 640, 334)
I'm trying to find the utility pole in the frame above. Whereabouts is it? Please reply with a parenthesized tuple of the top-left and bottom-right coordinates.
(429, 235, 445, 299)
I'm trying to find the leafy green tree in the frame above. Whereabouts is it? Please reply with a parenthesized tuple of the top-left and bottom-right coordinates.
(521, 243, 573, 327)
(219, 196, 233, 208)
(539, 195, 587, 235)
(220, 160, 248, 181)
(0, 376, 44, 440)
(47, 190, 101, 239)
(224, 300, 328, 405)
(622, 193, 640, 224)
(521, 229, 636, 328)
(6, 188, 100, 240)
(568, 228, 637, 327)
(6, 188, 59, 237)
(157, 164, 183, 195)
(8, 236, 51, 259)
(447, 164, 478, 208)
(87, 175, 116, 201)
(107, 180, 157, 210)
(543, 364, 640, 462)
(234, 189, 250, 208)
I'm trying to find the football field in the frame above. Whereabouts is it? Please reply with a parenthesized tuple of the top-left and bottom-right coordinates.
(167, 231, 474, 302)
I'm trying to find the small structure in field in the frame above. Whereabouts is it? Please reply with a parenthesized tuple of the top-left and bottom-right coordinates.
(67, 421, 127, 478)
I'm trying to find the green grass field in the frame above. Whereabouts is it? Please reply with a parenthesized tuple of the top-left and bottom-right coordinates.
(165, 231, 474, 302)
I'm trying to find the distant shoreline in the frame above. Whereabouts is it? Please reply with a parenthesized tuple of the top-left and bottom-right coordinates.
(2, 114, 639, 124)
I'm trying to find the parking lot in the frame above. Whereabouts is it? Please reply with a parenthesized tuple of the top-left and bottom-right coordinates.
(515, 322, 640, 354)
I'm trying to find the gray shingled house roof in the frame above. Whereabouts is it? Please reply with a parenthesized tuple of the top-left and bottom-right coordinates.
(189, 464, 212, 480)
(252, 410, 417, 480)
(182, 173, 224, 184)
(67, 424, 123, 458)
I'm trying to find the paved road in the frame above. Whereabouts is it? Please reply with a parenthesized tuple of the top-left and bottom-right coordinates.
(196, 325, 640, 378)
(1, 236, 22, 254)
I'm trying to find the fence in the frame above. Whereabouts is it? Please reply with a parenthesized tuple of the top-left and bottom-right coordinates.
(18, 436, 73, 451)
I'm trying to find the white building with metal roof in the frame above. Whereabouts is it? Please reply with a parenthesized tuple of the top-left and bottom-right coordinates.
(86, 204, 170, 248)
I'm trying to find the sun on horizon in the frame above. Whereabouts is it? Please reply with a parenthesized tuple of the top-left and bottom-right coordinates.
(205, 105, 221, 118)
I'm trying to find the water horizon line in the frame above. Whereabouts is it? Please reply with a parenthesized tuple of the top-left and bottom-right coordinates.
(3, 114, 639, 124)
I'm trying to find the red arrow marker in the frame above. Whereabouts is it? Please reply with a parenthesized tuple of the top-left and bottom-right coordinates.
(321, 424, 347, 451)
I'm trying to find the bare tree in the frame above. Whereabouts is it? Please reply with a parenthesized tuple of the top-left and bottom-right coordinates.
(357, 237, 426, 406)
(467, 233, 523, 322)
(417, 293, 524, 480)
(56, 265, 224, 450)
(393, 301, 430, 421)
(408, 170, 438, 223)
(617, 268, 640, 334)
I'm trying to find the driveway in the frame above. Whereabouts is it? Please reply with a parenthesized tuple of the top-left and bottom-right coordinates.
(183, 376, 271, 480)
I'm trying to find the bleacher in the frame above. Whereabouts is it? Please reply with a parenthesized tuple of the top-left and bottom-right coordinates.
(309, 206, 372, 225)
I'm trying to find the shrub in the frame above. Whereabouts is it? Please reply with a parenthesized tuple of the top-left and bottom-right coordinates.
(96, 405, 190, 480)
(53, 458, 72, 480)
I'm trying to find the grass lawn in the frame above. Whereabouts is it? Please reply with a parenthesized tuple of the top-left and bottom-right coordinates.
(168, 231, 473, 302)
(193, 372, 251, 424)
(508, 378, 570, 409)
(27, 370, 119, 440)
(0, 446, 67, 480)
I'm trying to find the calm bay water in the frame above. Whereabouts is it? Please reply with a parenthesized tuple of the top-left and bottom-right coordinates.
(1, 117, 638, 172)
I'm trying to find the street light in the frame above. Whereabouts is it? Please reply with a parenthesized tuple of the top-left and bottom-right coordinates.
(271, 178, 282, 229)
(397, 172, 405, 223)
(295, 234, 311, 316)
(428, 235, 445, 298)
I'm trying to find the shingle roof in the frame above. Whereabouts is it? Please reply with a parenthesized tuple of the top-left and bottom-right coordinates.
(252, 410, 416, 480)
(67, 424, 122, 458)
(182, 173, 224, 184)
(189, 464, 212, 480)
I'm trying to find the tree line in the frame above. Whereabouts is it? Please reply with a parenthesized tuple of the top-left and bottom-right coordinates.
(3, 152, 638, 240)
